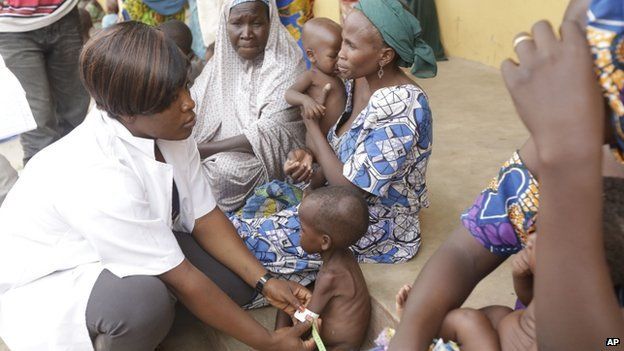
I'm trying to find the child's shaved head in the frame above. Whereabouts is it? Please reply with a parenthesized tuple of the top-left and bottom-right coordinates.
(302, 17, 342, 49)
(304, 186, 369, 249)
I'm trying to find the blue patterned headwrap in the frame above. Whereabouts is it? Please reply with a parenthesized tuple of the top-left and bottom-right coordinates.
(587, 0, 624, 163)
(230, 0, 270, 10)
(354, 0, 437, 79)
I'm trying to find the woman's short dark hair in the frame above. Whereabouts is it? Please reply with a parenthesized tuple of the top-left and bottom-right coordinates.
(79, 21, 189, 118)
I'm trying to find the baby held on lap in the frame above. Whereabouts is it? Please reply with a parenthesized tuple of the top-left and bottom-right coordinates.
(276, 186, 371, 351)
(285, 17, 346, 136)
(396, 184, 624, 351)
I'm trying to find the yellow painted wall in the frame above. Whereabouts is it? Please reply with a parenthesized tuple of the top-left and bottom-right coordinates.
(312, 0, 569, 67)
(313, 0, 341, 23)
(436, 0, 569, 67)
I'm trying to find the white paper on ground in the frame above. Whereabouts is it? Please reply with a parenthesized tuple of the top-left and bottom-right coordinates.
(0, 55, 36, 141)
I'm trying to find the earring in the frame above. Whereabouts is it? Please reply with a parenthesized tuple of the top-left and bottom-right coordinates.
(377, 63, 384, 79)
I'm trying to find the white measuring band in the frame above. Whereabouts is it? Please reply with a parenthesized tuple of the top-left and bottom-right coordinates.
(294, 308, 320, 323)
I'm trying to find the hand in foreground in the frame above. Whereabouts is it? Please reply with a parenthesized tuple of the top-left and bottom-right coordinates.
(263, 278, 312, 315)
(269, 319, 321, 351)
(284, 149, 314, 183)
(501, 20, 604, 163)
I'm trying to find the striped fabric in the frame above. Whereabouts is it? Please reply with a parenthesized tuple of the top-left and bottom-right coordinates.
(0, 0, 66, 18)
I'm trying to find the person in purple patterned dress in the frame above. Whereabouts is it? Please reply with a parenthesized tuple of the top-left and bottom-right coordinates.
(389, 0, 624, 349)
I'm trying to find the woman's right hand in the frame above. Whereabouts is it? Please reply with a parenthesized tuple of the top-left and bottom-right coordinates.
(267, 320, 319, 351)
(284, 148, 314, 183)
(501, 20, 604, 164)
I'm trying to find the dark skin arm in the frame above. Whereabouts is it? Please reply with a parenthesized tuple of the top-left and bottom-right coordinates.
(192, 208, 312, 315)
(388, 225, 506, 350)
(388, 139, 540, 350)
(285, 71, 326, 120)
(160, 260, 315, 351)
(198, 134, 253, 159)
(306, 270, 337, 315)
(501, 17, 624, 349)
(284, 87, 334, 184)
(303, 116, 363, 194)
(158, 208, 317, 351)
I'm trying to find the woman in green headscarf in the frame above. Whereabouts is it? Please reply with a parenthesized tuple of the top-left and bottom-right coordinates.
(230, 0, 437, 294)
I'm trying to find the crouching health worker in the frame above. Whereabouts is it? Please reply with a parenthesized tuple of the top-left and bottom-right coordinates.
(0, 22, 316, 351)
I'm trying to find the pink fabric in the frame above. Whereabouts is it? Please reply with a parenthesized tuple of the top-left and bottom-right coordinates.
(0, 0, 66, 17)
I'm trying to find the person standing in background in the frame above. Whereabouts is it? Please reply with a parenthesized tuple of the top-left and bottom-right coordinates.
(0, 0, 90, 165)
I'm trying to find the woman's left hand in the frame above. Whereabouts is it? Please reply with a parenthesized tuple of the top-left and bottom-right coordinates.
(263, 279, 312, 315)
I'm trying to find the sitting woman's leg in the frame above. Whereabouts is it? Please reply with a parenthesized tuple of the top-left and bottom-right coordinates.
(203, 152, 266, 212)
(86, 270, 175, 351)
(174, 231, 255, 306)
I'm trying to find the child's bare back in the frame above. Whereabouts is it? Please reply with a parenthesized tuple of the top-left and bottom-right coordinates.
(311, 250, 370, 350)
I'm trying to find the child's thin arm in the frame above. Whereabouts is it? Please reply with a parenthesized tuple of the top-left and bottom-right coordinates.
(286, 73, 327, 120)
(285, 72, 315, 107)
(306, 271, 337, 316)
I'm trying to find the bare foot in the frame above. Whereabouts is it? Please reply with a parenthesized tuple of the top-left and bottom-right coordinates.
(395, 284, 412, 320)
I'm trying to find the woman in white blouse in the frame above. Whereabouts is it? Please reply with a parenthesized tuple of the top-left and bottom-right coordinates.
(0, 22, 316, 351)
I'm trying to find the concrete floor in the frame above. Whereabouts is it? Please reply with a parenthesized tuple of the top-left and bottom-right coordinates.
(0, 57, 527, 350)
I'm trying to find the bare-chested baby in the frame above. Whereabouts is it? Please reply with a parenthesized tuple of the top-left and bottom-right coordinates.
(285, 18, 346, 136)
(276, 186, 371, 351)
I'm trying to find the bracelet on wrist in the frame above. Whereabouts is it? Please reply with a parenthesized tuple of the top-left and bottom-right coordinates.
(255, 273, 274, 295)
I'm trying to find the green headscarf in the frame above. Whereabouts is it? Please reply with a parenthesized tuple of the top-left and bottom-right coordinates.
(354, 0, 437, 78)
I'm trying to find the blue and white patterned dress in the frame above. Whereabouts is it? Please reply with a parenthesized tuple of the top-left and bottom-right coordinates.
(230, 81, 433, 288)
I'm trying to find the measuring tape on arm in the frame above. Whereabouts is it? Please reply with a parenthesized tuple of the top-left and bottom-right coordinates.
(294, 308, 326, 351)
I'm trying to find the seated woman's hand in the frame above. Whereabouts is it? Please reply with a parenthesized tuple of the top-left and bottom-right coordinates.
(263, 278, 312, 315)
(284, 149, 314, 183)
(501, 21, 604, 163)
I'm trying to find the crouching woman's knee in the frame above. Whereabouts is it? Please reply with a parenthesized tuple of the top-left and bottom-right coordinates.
(87, 271, 176, 351)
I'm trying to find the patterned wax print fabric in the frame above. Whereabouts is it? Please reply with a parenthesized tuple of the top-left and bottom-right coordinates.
(277, 0, 314, 67)
(122, 0, 185, 26)
(461, 152, 539, 256)
(231, 81, 433, 301)
(235, 180, 303, 219)
(587, 0, 624, 164)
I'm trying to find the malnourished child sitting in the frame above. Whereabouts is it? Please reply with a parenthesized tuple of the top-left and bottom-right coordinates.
(277, 186, 371, 351)
(285, 17, 346, 135)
